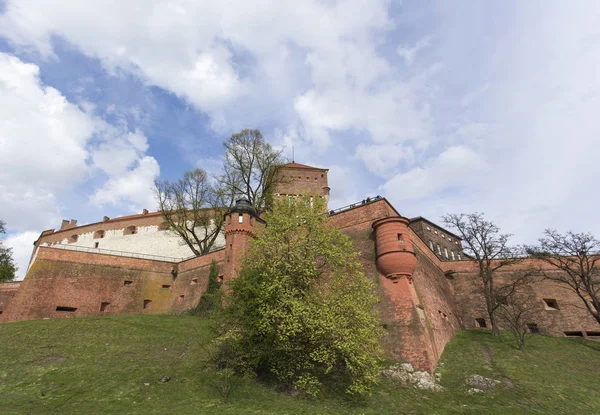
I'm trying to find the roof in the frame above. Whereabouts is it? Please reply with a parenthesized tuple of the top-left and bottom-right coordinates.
(282, 162, 329, 171)
(409, 216, 462, 240)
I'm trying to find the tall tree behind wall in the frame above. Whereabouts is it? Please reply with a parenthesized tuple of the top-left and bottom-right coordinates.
(155, 169, 230, 256)
(443, 213, 524, 336)
(220, 129, 286, 212)
(527, 230, 600, 325)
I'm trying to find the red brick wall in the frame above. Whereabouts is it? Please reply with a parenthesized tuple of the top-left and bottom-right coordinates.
(1, 247, 223, 322)
(332, 200, 459, 372)
(0, 282, 20, 317)
(445, 259, 600, 337)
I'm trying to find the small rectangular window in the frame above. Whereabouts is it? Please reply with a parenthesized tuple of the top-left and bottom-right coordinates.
(586, 331, 600, 338)
(124, 280, 133, 287)
(238, 214, 243, 224)
(162, 284, 171, 289)
(543, 299, 559, 310)
(475, 318, 487, 328)
(94, 242, 99, 248)
(564, 331, 584, 337)
(56, 306, 77, 312)
(527, 323, 539, 333)
(143, 300, 152, 309)
(191, 278, 198, 285)
(100, 302, 110, 312)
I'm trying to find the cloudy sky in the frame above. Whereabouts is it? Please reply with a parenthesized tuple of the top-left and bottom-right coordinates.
(1, 1, 599, 279)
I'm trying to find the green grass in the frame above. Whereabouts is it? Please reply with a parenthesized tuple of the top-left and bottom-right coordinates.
(1, 315, 599, 414)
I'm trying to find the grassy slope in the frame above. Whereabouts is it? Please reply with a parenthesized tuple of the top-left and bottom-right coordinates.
(1, 315, 599, 414)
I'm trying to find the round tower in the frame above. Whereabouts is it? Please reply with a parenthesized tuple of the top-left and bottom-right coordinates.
(372, 217, 417, 280)
(223, 199, 264, 284)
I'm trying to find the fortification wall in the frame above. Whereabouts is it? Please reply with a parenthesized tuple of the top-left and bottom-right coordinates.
(444, 259, 600, 338)
(1, 247, 223, 322)
(331, 200, 460, 372)
(0, 282, 20, 317)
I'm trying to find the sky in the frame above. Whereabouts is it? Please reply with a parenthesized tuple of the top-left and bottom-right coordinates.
(1, 1, 599, 280)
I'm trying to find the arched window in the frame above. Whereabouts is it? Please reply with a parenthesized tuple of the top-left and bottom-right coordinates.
(124, 225, 137, 235)
(69, 234, 78, 243)
(429, 241, 434, 251)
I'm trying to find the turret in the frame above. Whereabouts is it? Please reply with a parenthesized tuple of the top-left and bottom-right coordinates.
(223, 199, 265, 284)
(372, 217, 417, 280)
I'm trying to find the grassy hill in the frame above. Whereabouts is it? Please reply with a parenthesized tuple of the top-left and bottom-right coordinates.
(1, 315, 599, 414)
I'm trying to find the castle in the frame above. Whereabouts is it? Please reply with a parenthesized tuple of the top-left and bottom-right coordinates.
(0, 162, 598, 372)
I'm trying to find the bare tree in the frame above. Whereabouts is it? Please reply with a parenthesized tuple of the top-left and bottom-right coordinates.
(220, 129, 286, 212)
(155, 169, 229, 256)
(527, 230, 600, 325)
(443, 213, 523, 336)
(498, 280, 540, 351)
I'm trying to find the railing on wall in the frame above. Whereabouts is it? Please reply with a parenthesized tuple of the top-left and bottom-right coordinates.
(43, 243, 193, 263)
(327, 195, 383, 216)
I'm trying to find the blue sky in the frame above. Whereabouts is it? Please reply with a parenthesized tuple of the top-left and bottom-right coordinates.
(1, 1, 599, 279)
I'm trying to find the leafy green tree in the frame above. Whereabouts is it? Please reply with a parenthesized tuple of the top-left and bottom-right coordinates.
(223, 197, 383, 397)
(0, 220, 17, 282)
(191, 260, 222, 317)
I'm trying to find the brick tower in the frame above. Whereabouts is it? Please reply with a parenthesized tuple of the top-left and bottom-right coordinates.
(223, 199, 265, 285)
(275, 162, 330, 206)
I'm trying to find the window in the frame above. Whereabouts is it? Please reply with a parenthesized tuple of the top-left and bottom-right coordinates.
(94, 242, 99, 249)
(56, 306, 77, 312)
(124, 225, 137, 235)
(444, 248, 448, 258)
(475, 318, 487, 328)
(495, 294, 508, 306)
(321, 174, 324, 178)
(426, 226, 431, 231)
(94, 230, 105, 239)
(306, 176, 309, 181)
(543, 299, 559, 310)
(123, 280, 133, 287)
(457, 254, 462, 260)
(434, 230, 438, 234)
(177, 295, 185, 304)
(527, 323, 539, 333)
(162, 284, 171, 289)
(428, 241, 434, 251)
(586, 331, 600, 338)
(564, 331, 584, 337)
(100, 302, 110, 312)
(437, 244, 441, 255)
(69, 234, 78, 243)
(397, 233, 403, 241)
(450, 251, 455, 260)
(238, 214, 243, 224)
(143, 300, 152, 309)
(191, 278, 198, 285)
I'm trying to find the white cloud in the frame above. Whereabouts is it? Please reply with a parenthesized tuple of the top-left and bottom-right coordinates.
(382, 146, 485, 201)
(397, 36, 432, 66)
(0, 0, 428, 152)
(354, 143, 416, 178)
(0, 52, 160, 231)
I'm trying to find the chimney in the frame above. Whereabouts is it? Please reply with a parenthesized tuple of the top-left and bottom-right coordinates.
(60, 220, 70, 230)
(103, 216, 110, 222)
(142, 209, 149, 215)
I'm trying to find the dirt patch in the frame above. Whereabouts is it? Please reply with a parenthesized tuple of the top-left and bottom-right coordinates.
(37, 354, 69, 365)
